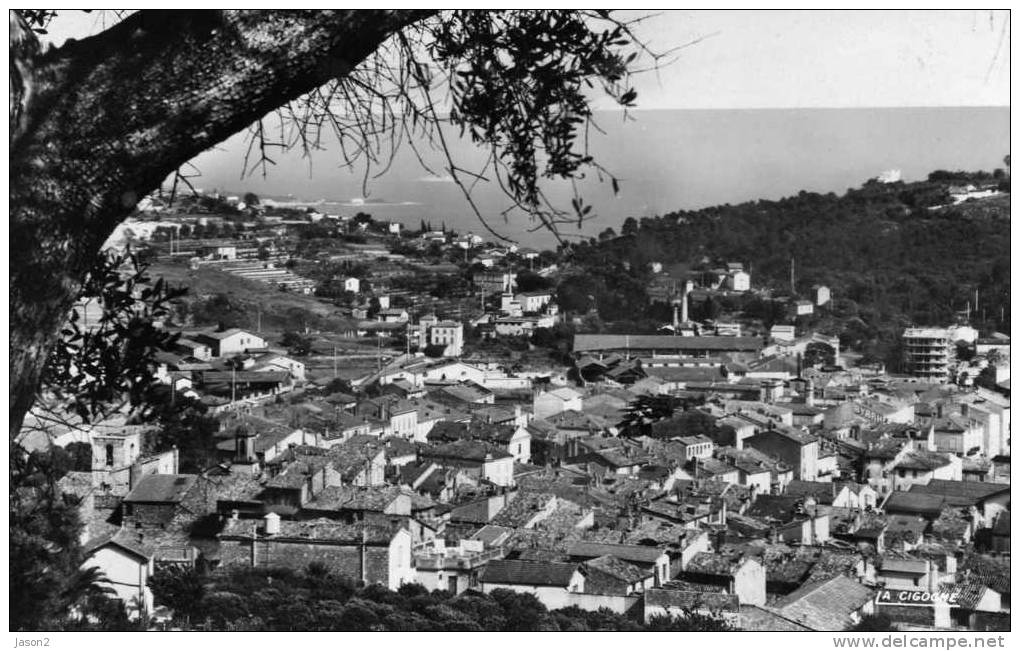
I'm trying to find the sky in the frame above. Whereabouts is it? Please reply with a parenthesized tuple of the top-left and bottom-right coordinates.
(43, 9, 1010, 109)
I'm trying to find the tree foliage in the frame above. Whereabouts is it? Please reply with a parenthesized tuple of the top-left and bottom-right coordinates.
(147, 564, 737, 631)
(39, 249, 185, 424)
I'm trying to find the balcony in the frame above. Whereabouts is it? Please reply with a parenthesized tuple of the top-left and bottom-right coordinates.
(413, 547, 504, 571)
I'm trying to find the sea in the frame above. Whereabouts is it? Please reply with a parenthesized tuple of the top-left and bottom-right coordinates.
(192, 107, 1010, 249)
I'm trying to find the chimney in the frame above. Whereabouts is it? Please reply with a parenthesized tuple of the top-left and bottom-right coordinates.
(128, 462, 141, 490)
(936, 403, 944, 419)
(172, 445, 180, 474)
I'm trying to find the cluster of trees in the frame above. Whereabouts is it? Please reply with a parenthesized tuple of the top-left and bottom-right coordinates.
(565, 174, 1010, 367)
(148, 564, 732, 632)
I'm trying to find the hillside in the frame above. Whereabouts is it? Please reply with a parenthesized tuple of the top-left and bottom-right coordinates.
(561, 176, 1010, 365)
(149, 259, 351, 337)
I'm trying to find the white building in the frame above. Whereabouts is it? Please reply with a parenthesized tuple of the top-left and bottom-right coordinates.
(194, 328, 266, 358)
(814, 285, 831, 307)
(429, 320, 464, 358)
(533, 387, 583, 420)
(344, 277, 361, 294)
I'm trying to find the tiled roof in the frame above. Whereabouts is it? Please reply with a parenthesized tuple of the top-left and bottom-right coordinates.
(304, 485, 404, 512)
(740, 605, 812, 632)
(219, 517, 400, 544)
(584, 554, 653, 584)
(909, 480, 1010, 507)
(684, 551, 745, 577)
(895, 451, 953, 471)
(470, 524, 514, 547)
(785, 480, 838, 504)
(883, 492, 946, 516)
(490, 492, 557, 528)
(422, 440, 513, 463)
(84, 529, 155, 560)
(773, 576, 875, 631)
(123, 474, 197, 504)
(567, 541, 666, 564)
(880, 557, 928, 574)
(479, 560, 579, 587)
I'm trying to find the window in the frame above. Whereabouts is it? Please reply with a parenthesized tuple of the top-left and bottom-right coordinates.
(105, 444, 114, 467)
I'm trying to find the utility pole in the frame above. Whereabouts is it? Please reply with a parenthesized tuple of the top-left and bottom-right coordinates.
(333, 344, 337, 379)
(231, 364, 237, 404)
(790, 257, 795, 295)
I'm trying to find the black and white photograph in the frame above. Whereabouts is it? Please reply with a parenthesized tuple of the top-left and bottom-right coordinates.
(8, 8, 1011, 637)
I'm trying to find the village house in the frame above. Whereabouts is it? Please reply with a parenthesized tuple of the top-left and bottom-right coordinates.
(192, 328, 267, 358)
(477, 560, 584, 609)
(679, 552, 767, 606)
(218, 514, 414, 590)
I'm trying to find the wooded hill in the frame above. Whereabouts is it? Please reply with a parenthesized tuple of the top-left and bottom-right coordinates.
(559, 174, 1010, 365)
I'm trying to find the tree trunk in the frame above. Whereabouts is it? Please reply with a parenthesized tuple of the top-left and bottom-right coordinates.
(9, 10, 435, 439)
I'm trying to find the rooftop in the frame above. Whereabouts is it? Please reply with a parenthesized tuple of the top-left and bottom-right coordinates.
(123, 474, 197, 504)
(479, 559, 579, 587)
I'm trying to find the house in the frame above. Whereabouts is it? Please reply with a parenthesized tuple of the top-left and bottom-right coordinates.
(814, 285, 831, 306)
(330, 436, 388, 487)
(745, 495, 830, 545)
(771, 575, 876, 631)
(343, 277, 361, 293)
(908, 480, 1011, 528)
(745, 427, 819, 481)
(566, 542, 671, 587)
(121, 474, 211, 530)
(251, 353, 306, 381)
(82, 531, 156, 617)
(516, 290, 554, 313)
(218, 515, 414, 590)
(680, 552, 767, 606)
(193, 328, 266, 358)
(785, 480, 854, 508)
(582, 555, 656, 596)
(931, 415, 984, 456)
(770, 325, 796, 342)
(534, 387, 583, 420)
(890, 450, 961, 491)
(412, 538, 502, 594)
(478, 560, 584, 609)
(427, 419, 531, 464)
(725, 264, 750, 292)
(420, 440, 515, 486)
(876, 557, 939, 591)
(377, 308, 409, 323)
(793, 300, 814, 316)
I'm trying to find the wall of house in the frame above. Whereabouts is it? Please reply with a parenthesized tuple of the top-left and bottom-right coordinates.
(734, 560, 767, 606)
(480, 579, 584, 611)
(387, 530, 414, 590)
(508, 429, 532, 464)
(83, 547, 154, 615)
(219, 536, 398, 587)
(534, 393, 579, 420)
(978, 494, 1010, 529)
(679, 532, 711, 574)
(390, 411, 419, 439)
(879, 568, 933, 591)
(564, 592, 641, 615)
(483, 457, 515, 486)
(123, 502, 178, 527)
